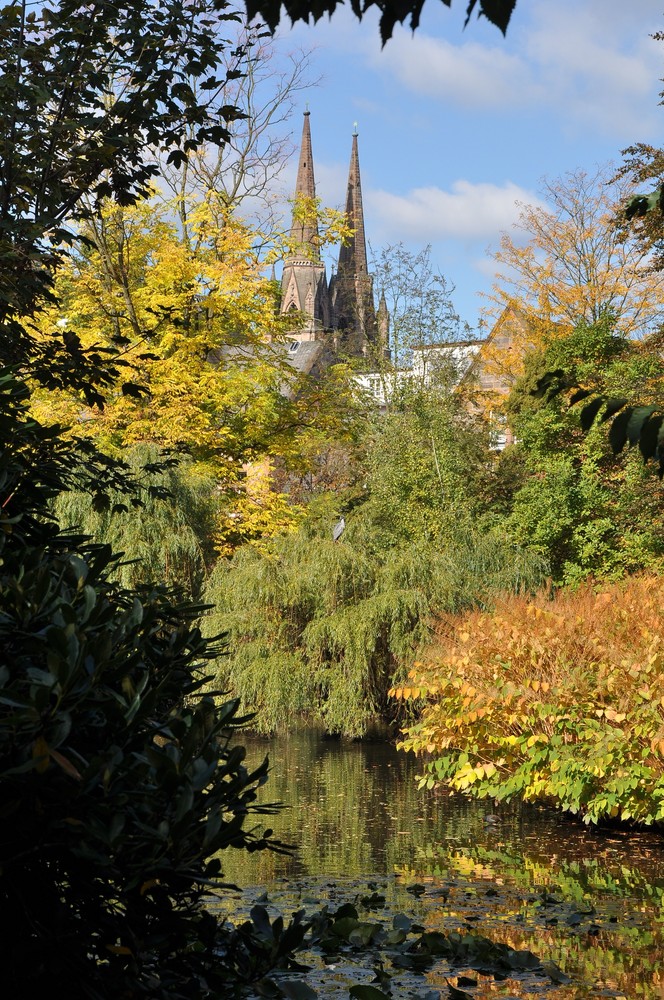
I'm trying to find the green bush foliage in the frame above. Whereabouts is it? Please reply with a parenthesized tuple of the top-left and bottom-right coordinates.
(0, 370, 284, 998)
(203, 514, 545, 738)
(54, 443, 219, 599)
(203, 384, 545, 737)
(500, 319, 664, 584)
(393, 575, 664, 825)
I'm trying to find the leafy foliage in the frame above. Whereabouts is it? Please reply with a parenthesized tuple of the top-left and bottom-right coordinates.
(0, 367, 289, 997)
(490, 167, 664, 346)
(203, 389, 545, 736)
(32, 194, 361, 553)
(0, 0, 252, 387)
(501, 319, 664, 584)
(393, 575, 664, 826)
(53, 443, 220, 599)
(246, 0, 517, 44)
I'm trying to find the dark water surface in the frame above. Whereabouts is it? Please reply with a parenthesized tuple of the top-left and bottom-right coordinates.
(218, 730, 664, 999)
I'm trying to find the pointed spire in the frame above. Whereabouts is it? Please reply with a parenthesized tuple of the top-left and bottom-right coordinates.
(331, 127, 375, 353)
(280, 111, 330, 333)
(290, 110, 320, 260)
(337, 129, 368, 278)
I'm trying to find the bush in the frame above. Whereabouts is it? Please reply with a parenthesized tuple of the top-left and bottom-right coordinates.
(393, 576, 664, 825)
(53, 442, 219, 600)
(0, 370, 280, 998)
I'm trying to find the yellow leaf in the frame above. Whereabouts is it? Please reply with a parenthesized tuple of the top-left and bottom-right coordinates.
(32, 737, 49, 774)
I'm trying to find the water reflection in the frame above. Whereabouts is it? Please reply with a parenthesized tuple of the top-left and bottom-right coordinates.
(219, 730, 664, 998)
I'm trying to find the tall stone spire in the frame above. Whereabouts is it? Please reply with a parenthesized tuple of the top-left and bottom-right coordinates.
(289, 110, 319, 257)
(331, 125, 376, 355)
(280, 111, 330, 335)
(338, 127, 368, 278)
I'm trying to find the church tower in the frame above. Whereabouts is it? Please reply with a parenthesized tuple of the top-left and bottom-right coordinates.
(280, 111, 330, 338)
(330, 126, 376, 355)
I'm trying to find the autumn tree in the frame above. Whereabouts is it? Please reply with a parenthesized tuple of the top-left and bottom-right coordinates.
(483, 167, 664, 397)
(33, 191, 361, 554)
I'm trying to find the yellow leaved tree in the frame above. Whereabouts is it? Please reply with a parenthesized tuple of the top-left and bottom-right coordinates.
(32, 192, 361, 552)
(481, 166, 664, 394)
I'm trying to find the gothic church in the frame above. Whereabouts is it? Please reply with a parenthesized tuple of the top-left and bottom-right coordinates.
(280, 111, 386, 360)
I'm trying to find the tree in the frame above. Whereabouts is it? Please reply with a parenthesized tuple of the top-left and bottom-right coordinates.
(246, 0, 517, 44)
(159, 29, 317, 241)
(0, 3, 303, 993)
(203, 377, 544, 736)
(492, 167, 664, 342)
(0, 0, 252, 391)
(501, 319, 664, 584)
(31, 190, 361, 555)
(0, 369, 296, 997)
(361, 243, 474, 411)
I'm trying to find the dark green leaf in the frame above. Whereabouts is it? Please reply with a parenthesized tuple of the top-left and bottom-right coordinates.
(349, 986, 392, 1000)
(580, 396, 605, 431)
(280, 982, 318, 1000)
(608, 408, 634, 454)
(626, 406, 658, 446)
(639, 414, 664, 462)
(599, 397, 628, 423)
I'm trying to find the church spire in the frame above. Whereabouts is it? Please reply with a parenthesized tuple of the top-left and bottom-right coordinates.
(280, 111, 330, 333)
(289, 110, 320, 260)
(331, 126, 376, 353)
(337, 125, 368, 278)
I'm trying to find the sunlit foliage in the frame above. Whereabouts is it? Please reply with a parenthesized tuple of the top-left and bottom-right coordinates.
(393, 575, 664, 826)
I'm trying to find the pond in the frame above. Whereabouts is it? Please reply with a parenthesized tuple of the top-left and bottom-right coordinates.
(217, 729, 664, 999)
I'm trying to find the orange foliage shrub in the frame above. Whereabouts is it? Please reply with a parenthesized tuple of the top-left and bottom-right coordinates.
(391, 576, 664, 825)
(421, 576, 664, 714)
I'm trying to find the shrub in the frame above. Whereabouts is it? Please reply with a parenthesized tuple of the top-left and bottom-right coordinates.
(393, 576, 664, 825)
(0, 370, 280, 998)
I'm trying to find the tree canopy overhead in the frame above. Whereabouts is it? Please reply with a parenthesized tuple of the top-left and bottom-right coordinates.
(245, 0, 517, 45)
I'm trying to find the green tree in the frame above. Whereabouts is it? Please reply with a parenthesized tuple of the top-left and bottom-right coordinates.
(203, 381, 544, 736)
(0, 0, 255, 391)
(501, 319, 664, 584)
(0, 370, 291, 997)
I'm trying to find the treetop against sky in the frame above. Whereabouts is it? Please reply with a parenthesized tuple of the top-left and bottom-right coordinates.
(261, 0, 663, 332)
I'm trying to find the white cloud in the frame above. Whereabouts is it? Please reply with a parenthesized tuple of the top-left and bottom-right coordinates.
(376, 34, 533, 109)
(369, 0, 662, 138)
(367, 179, 546, 244)
(523, 1, 661, 136)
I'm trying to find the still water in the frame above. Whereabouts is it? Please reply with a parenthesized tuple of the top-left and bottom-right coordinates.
(219, 730, 664, 999)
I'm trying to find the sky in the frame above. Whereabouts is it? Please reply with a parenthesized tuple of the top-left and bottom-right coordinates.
(265, 0, 664, 334)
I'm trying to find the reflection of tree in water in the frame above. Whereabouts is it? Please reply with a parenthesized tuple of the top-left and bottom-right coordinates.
(217, 732, 664, 998)
(220, 730, 437, 884)
(404, 815, 664, 998)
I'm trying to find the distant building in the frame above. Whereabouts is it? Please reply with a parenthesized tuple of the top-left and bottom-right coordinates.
(278, 113, 539, 448)
(280, 112, 377, 360)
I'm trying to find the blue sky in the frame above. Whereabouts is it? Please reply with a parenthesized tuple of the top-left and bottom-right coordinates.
(267, 0, 664, 334)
